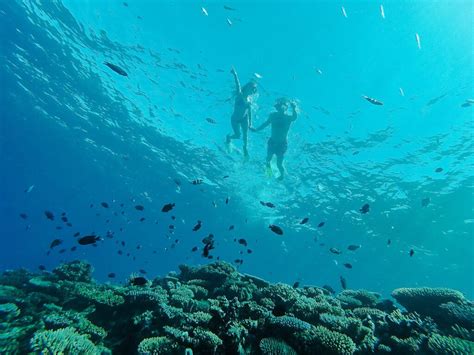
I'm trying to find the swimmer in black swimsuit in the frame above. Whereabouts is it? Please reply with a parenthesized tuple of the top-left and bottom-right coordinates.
(251, 98, 298, 180)
(226, 67, 258, 158)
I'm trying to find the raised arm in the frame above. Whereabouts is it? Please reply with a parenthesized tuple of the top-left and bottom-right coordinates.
(230, 67, 241, 94)
(290, 101, 298, 121)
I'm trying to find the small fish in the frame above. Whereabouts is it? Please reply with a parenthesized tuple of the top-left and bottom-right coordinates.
(38, 265, 46, 271)
(347, 244, 361, 251)
(191, 246, 198, 252)
(139, 269, 147, 274)
(238, 238, 248, 247)
(360, 203, 370, 214)
(330, 247, 342, 255)
(260, 201, 275, 208)
(193, 220, 202, 231)
(162, 203, 175, 212)
(24, 185, 35, 193)
(121, 241, 126, 247)
(78, 235, 101, 245)
(435, 167, 443, 173)
(415, 33, 421, 49)
(104, 62, 128, 76)
(101, 202, 109, 208)
(66, 222, 72, 227)
(50, 239, 63, 249)
(108, 273, 116, 278)
(340, 276, 347, 290)
(70, 246, 77, 252)
(409, 249, 414, 257)
(225, 197, 230, 204)
(269, 224, 284, 235)
(139, 217, 145, 222)
(234, 259, 243, 265)
(363, 96, 383, 105)
(201, 7, 208, 16)
(223, 175, 229, 179)
(202, 241, 215, 257)
(228, 225, 234, 231)
(226, 18, 233, 26)
(61, 216, 68, 222)
(206, 117, 217, 124)
(19, 213, 28, 219)
(254, 73, 263, 79)
(130, 276, 148, 286)
(293, 281, 300, 288)
(135, 205, 144, 211)
(399, 88, 405, 97)
(59, 248, 66, 254)
(44, 211, 55, 220)
(191, 179, 203, 185)
(387, 239, 391, 245)
(73, 232, 80, 237)
(343, 263, 353, 269)
(341, 6, 348, 18)
(169, 224, 175, 230)
(300, 217, 309, 225)
(224, 5, 236, 11)
(318, 221, 325, 228)
(118, 250, 123, 255)
(56, 226, 62, 230)
(421, 197, 430, 207)
(247, 249, 252, 254)
(316, 68, 323, 75)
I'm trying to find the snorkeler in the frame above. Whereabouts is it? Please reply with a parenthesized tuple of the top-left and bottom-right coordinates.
(251, 98, 298, 180)
(225, 67, 258, 158)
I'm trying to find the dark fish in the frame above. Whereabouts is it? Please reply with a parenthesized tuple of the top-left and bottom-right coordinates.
(409, 249, 414, 257)
(340, 276, 347, 290)
(191, 179, 203, 185)
(135, 205, 144, 211)
(56, 226, 62, 230)
(293, 281, 300, 288)
(224, 5, 237, 11)
(238, 238, 248, 247)
(343, 263, 353, 269)
(260, 201, 275, 208)
(363, 95, 383, 105)
(300, 217, 309, 225)
(269, 224, 283, 235)
(202, 241, 215, 257)
(387, 239, 391, 245)
(118, 250, 123, 255)
(193, 220, 202, 231)
(70, 246, 77, 252)
(421, 197, 430, 207)
(66, 223, 72, 227)
(162, 203, 175, 212)
(435, 167, 443, 173)
(108, 273, 116, 278)
(104, 62, 128, 76)
(228, 225, 234, 231)
(136, 244, 142, 250)
(360, 203, 370, 214)
(78, 235, 101, 245)
(50, 239, 62, 249)
(223, 175, 230, 179)
(169, 224, 175, 230)
(38, 265, 46, 271)
(191, 246, 198, 252)
(130, 276, 148, 286)
(139, 217, 145, 222)
(202, 233, 214, 244)
(19, 213, 28, 219)
(330, 247, 342, 255)
(225, 197, 230, 204)
(73, 232, 80, 237)
(139, 269, 147, 274)
(171, 216, 176, 220)
(61, 216, 68, 222)
(247, 249, 252, 254)
(234, 259, 243, 265)
(426, 94, 447, 106)
(347, 244, 361, 251)
(59, 248, 66, 254)
(121, 241, 126, 247)
(461, 101, 472, 108)
(101, 202, 109, 208)
(45, 211, 55, 220)
(206, 117, 217, 124)
(322, 285, 335, 294)
(272, 304, 286, 317)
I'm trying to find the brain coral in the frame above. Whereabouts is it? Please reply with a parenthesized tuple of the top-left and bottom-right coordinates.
(296, 325, 356, 355)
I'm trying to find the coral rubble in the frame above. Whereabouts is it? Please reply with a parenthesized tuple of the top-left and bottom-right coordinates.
(0, 260, 472, 354)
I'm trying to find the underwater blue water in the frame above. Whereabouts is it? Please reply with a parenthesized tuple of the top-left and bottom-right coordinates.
(1, 0, 473, 298)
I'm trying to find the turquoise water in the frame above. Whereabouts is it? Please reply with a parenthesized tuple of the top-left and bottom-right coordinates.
(1, 0, 473, 301)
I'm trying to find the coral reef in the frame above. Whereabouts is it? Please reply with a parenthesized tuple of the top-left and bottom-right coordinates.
(0, 260, 472, 354)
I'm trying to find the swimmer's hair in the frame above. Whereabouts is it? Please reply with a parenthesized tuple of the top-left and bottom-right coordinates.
(242, 81, 258, 95)
(274, 97, 290, 108)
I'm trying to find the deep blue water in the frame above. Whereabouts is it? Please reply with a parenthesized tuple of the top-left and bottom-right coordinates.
(1, 0, 473, 298)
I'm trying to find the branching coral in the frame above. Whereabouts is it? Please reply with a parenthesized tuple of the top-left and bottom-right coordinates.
(53, 260, 93, 283)
(137, 336, 178, 354)
(30, 327, 102, 354)
(259, 337, 297, 355)
(428, 334, 474, 355)
(295, 325, 356, 355)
